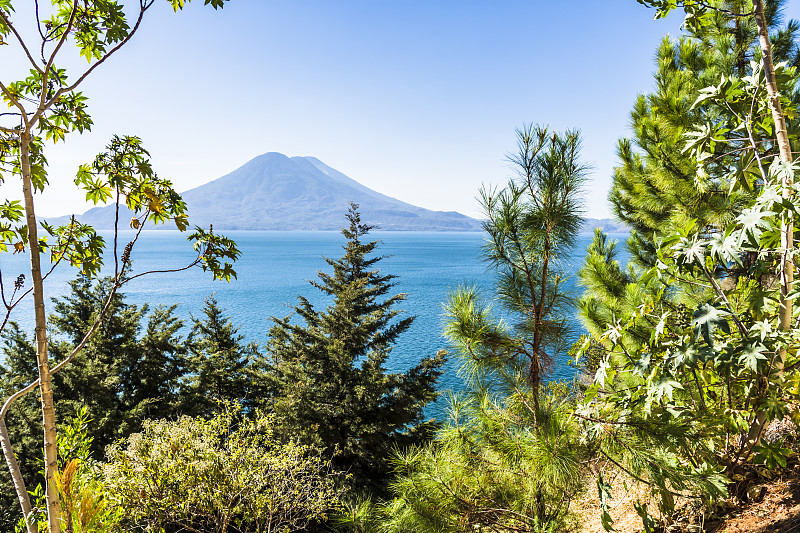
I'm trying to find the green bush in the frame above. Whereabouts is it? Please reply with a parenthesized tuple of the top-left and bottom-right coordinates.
(103, 408, 341, 533)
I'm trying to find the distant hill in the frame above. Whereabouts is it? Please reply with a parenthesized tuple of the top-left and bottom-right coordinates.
(46, 153, 483, 232)
(44, 152, 628, 234)
(581, 218, 629, 235)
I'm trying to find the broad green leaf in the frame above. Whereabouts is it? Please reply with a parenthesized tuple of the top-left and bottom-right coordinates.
(737, 342, 768, 372)
(692, 303, 731, 347)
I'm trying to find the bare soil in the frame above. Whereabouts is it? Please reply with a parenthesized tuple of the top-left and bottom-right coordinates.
(577, 462, 800, 533)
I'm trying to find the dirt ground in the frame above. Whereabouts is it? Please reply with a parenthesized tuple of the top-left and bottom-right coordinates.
(706, 471, 800, 533)
(576, 463, 800, 533)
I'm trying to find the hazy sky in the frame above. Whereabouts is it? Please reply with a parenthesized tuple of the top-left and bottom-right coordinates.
(5, 1, 800, 220)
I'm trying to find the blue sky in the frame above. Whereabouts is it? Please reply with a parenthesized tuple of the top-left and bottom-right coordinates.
(7, 1, 800, 220)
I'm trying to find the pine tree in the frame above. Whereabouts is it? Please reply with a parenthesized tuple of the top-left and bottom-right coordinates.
(183, 296, 257, 416)
(583, 0, 800, 347)
(263, 203, 445, 494)
(609, 0, 799, 269)
(0, 325, 40, 532)
(360, 127, 588, 532)
(573, 2, 800, 516)
(122, 304, 188, 425)
(0, 275, 208, 530)
(447, 125, 587, 418)
(9, 275, 190, 456)
(49, 275, 147, 452)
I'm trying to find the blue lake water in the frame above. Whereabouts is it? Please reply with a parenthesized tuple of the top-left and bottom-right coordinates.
(0, 230, 628, 401)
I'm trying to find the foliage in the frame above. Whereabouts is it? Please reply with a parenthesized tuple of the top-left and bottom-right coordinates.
(380, 388, 583, 533)
(0, 275, 193, 529)
(371, 126, 588, 532)
(22, 408, 124, 533)
(0, 325, 41, 531)
(448, 124, 587, 419)
(183, 296, 258, 417)
(49, 275, 189, 452)
(263, 203, 445, 494)
(576, 2, 800, 523)
(609, 1, 799, 270)
(0, 1, 237, 529)
(104, 407, 341, 533)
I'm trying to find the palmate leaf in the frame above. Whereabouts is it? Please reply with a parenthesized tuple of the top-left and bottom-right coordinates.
(753, 442, 792, 470)
(649, 376, 683, 404)
(736, 207, 775, 247)
(709, 231, 742, 267)
(692, 302, 730, 347)
(756, 184, 783, 209)
(634, 352, 652, 377)
(667, 342, 714, 370)
(672, 234, 707, 268)
(737, 342, 768, 372)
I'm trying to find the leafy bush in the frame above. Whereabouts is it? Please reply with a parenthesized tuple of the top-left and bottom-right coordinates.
(20, 407, 123, 533)
(103, 408, 341, 533)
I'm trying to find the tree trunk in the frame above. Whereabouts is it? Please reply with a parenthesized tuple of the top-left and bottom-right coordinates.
(0, 413, 36, 533)
(20, 131, 62, 533)
(753, 0, 794, 338)
(746, 0, 794, 450)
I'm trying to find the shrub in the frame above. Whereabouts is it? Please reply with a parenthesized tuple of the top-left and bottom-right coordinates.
(104, 408, 341, 533)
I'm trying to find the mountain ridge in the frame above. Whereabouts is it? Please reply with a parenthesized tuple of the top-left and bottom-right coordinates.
(47, 152, 483, 231)
(44, 152, 626, 234)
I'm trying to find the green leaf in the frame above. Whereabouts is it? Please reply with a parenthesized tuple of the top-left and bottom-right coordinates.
(597, 474, 615, 532)
(692, 302, 731, 347)
(753, 442, 792, 470)
(634, 501, 657, 533)
(709, 230, 743, 267)
(737, 342, 768, 372)
(649, 376, 683, 404)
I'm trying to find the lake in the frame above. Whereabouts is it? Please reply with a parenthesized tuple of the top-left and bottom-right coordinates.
(0, 230, 628, 398)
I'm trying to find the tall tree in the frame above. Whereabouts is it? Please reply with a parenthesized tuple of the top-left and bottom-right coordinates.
(263, 203, 445, 494)
(0, 274, 194, 530)
(574, 3, 800, 526)
(0, 3, 238, 530)
(367, 126, 588, 532)
(48, 274, 190, 449)
(183, 296, 257, 416)
(612, 0, 798, 269)
(451, 125, 588, 420)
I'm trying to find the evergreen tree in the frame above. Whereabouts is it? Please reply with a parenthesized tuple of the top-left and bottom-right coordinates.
(2, 275, 190, 459)
(573, 2, 800, 521)
(183, 296, 257, 416)
(359, 126, 588, 532)
(450, 125, 587, 418)
(49, 275, 147, 451)
(609, 0, 799, 269)
(263, 203, 445, 494)
(583, 0, 800, 358)
(0, 325, 40, 532)
(122, 304, 188, 424)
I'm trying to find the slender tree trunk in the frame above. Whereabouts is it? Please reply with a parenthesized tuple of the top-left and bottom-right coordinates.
(0, 414, 36, 533)
(746, 0, 794, 450)
(753, 0, 794, 338)
(20, 131, 62, 532)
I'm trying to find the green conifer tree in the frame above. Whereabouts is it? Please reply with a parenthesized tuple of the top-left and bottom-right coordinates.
(122, 304, 188, 424)
(0, 275, 190, 529)
(583, 0, 800, 352)
(183, 296, 257, 416)
(609, 0, 799, 269)
(362, 126, 588, 532)
(49, 275, 146, 451)
(264, 203, 445, 494)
